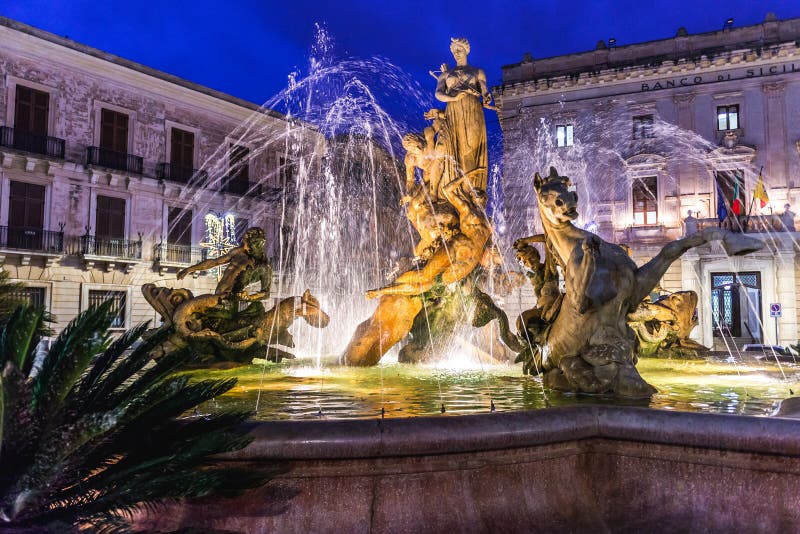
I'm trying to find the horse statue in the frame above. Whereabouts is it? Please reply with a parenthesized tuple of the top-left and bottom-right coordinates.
(514, 167, 764, 397)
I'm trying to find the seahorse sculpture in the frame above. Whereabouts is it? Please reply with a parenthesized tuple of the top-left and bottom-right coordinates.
(514, 167, 764, 397)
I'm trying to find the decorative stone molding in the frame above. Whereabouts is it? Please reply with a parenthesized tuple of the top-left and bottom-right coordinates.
(501, 41, 800, 96)
(624, 153, 668, 173)
(672, 92, 695, 105)
(707, 144, 756, 165)
(762, 80, 788, 95)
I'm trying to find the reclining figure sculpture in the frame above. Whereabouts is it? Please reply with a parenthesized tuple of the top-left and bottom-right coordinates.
(142, 227, 329, 364)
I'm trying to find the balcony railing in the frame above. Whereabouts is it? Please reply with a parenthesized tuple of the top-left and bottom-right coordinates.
(0, 226, 64, 253)
(0, 126, 65, 159)
(156, 163, 208, 184)
(81, 235, 142, 260)
(695, 215, 786, 234)
(153, 243, 207, 265)
(222, 178, 262, 197)
(86, 146, 143, 174)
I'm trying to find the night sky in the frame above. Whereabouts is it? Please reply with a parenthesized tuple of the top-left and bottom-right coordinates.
(3, 0, 800, 132)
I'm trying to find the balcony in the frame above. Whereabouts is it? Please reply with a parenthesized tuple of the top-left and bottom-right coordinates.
(80, 235, 142, 272)
(0, 126, 65, 159)
(0, 226, 64, 267)
(86, 146, 143, 174)
(153, 243, 207, 275)
(695, 215, 785, 234)
(156, 163, 208, 184)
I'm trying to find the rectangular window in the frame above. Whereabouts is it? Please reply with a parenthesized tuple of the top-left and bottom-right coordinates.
(717, 105, 739, 131)
(9, 286, 46, 309)
(7, 181, 45, 250)
(555, 124, 573, 147)
(632, 115, 654, 140)
(632, 176, 658, 225)
(88, 289, 127, 328)
(229, 144, 250, 184)
(14, 85, 49, 135)
(95, 195, 126, 239)
(170, 128, 195, 171)
(100, 108, 129, 153)
(8, 181, 45, 230)
(168, 207, 192, 246)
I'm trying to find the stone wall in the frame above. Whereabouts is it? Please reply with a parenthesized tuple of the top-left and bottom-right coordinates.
(135, 406, 800, 533)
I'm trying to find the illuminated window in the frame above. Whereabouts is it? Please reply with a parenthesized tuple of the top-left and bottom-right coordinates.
(632, 176, 658, 225)
(555, 124, 573, 147)
(632, 115, 654, 140)
(717, 105, 739, 131)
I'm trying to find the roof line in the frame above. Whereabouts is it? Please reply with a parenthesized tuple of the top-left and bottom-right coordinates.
(502, 15, 800, 70)
(0, 16, 288, 121)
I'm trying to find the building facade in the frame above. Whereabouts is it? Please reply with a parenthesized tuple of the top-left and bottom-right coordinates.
(0, 17, 322, 335)
(498, 14, 800, 349)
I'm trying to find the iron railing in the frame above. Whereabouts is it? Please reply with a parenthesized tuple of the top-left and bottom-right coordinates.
(80, 235, 142, 259)
(0, 226, 64, 253)
(86, 146, 143, 174)
(153, 243, 207, 265)
(695, 216, 785, 234)
(156, 163, 208, 184)
(0, 126, 65, 159)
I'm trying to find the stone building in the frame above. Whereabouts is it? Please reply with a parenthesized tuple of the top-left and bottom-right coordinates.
(498, 14, 800, 349)
(0, 17, 323, 335)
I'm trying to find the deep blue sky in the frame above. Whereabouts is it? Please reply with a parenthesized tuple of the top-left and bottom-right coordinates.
(4, 0, 800, 112)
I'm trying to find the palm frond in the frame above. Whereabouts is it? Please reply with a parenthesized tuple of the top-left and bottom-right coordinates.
(32, 302, 113, 411)
(0, 305, 43, 373)
(76, 321, 150, 400)
(0, 303, 277, 531)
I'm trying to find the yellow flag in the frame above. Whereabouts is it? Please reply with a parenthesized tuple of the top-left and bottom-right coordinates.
(754, 173, 769, 208)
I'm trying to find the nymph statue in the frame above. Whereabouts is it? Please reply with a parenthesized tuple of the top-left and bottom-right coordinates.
(434, 37, 491, 191)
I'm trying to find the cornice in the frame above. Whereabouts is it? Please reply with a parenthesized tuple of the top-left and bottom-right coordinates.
(0, 24, 304, 133)
(499, 41, 800, 98)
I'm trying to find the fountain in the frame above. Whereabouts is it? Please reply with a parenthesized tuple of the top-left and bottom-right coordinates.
(135, 33, 800, 532)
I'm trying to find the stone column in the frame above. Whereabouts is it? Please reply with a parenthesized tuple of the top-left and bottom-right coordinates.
(762, 81, 788, 189)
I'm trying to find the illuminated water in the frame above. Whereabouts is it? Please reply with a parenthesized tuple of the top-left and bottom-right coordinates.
(194, 356, 800, 420)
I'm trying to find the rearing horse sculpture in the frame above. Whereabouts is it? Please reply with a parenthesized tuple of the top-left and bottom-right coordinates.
(515, 167, 764, 397)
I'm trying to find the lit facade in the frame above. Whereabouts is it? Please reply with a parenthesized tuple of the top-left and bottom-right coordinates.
(0, 17, 321, 335)
(498, 14, 800, 348)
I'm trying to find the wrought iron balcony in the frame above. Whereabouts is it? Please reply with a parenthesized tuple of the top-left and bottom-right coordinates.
(156, 163, 208, 184)
(80, 235, 142, 260)
(153, 243, 207, 265)
(0, 126, 65, 159)
(222, 177, 262, 197)
(695, 216, 786, 234)
(0, 226, 64, 253)
(86, 146, 143, 174)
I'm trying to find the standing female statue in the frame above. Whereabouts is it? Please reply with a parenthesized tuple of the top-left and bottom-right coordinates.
(435, 37, 492, 191)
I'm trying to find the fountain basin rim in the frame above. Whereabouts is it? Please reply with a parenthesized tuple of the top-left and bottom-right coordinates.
(228, 405, 800, 461)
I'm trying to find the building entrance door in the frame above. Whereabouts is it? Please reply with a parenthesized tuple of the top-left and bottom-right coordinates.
(710, 272, 762, 342)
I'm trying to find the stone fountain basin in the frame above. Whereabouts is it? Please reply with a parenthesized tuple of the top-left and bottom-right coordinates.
(138, 405, 800, 532)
